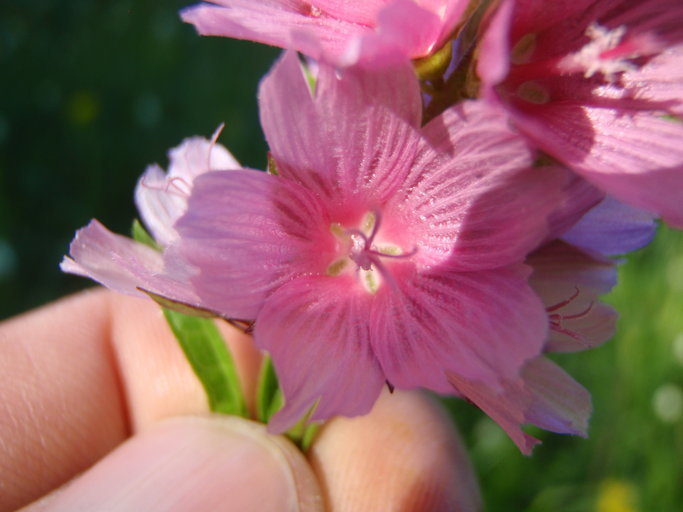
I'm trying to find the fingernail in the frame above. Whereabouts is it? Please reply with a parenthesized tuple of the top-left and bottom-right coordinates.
(31, 416, 323, 512)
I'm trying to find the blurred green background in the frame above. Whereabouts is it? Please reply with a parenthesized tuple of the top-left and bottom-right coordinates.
(1, 2, 681, 510)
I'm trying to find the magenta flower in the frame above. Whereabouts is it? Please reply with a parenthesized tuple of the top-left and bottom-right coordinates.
(477, 0, 683, 227)
(181, 0, 468, 66)
(169, 51, 578, 437)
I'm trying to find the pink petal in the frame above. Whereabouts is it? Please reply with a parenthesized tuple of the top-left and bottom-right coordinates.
(476, 0, 513, 95)
(175, 169, 334, 319)
(258, 51, 422, 215)
(514, 104, 683, 227)
(307, 1, 389, 25)
(528, 241, 617, 353)
(544, 175, 604, 242)
(624, 45, 683, 117)
(181, 1, 363, 63)
(135, 132, 239, 246)
(61, 220, 202, 306)
(370, 263, 547, 393)
(346, 0, 444, 65)
(447, 357, 591, 455)
(388, 101, 569, 271)
(254, 275, 385, 432)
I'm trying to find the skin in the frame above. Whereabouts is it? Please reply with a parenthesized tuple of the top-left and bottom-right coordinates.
(0, 288, 481, 512)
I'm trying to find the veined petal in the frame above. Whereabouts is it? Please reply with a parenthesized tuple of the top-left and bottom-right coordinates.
(370, 263, 547, 393)
(528, 241, 617, 353)
(447, 357, 591, 455)
(515, 105, 683, 227)
(175, 169, 333, 319)
(61, 220, 202, 306)
(135, 133, 239, 246)
(259, 51, 421, 214)
(388, 101, 568, 270)
(562, 195, 657, 255)
(254, 274, 385, 432)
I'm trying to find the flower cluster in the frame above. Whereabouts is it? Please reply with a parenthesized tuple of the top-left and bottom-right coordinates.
(63, 0, 681, 454)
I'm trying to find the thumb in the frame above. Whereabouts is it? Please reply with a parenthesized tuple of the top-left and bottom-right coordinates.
(23, 416, 323, 512)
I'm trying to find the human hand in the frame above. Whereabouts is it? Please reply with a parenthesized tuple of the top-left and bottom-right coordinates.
(0, 289, 480, 511)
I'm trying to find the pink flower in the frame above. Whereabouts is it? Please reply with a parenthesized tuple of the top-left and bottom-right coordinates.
(135, 126, 240, 247)
(449, 240, 618, 454)
(181, 0, 469, 66)
(477, 0, 683, 227)
(61, 131, 240, 308)
(170, 52, 574, 434)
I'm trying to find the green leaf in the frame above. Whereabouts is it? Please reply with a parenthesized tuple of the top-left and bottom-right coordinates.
(163, 308, 247, 417)
(131, 219, 161, 250)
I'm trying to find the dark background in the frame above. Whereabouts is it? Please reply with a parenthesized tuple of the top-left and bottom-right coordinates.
(0, 0, 278, 318)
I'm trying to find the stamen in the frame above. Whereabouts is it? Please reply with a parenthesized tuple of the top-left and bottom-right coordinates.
(558, 22, 639, 81)
(511, 33, 537, 65)
(326, 258, 348, 276)
(516, 81, 550, 104)
(546, 287, 580, 313)
(139, 174, 192, 199)
(562, 301, 594, 320)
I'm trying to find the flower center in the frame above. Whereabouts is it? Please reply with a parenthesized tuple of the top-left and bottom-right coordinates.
(558, 22, 649, 81)
(326, 210, 416, 293)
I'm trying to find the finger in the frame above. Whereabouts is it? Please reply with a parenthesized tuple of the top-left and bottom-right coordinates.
(308, 390, 482, 512)
(105, 289, 262, 430)
(21, 416, 323, 512)
(0, 289, 126, 512)
(0, 288, 261, 512)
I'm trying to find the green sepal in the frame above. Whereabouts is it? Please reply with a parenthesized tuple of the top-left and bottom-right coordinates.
(266, 152, 280, 176)
(299, 55, 317, 95)
(299, 422, 321, 452)
(163, 308, 248, 417)
(131, 219, 161, 250)
(285, 402, 321, 452)
(256, 354, 283, 423)
(142, 289, 218, 318)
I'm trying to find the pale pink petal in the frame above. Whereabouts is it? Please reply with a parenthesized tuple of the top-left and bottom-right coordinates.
(384, 101, 569, 270)
(175, 170, 334, 319)
(522, 358, 591, 436)
(345, 0, 444, 65)
(447, 357, 591, 455)
(61, 220, 202, 306)
(135, 133, 239, 246)
(514, 105, 683, 227)
(259, 51, 421, 214)
(254, 275, 385, 432)
(181, 1, 363, 63)
(308, 0, 389, 25)
(370, 263, 547, 392)
(528, 241, 617, 353)
(562, 195, 657, 255)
